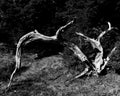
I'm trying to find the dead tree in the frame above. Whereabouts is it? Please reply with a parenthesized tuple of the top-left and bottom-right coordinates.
(7, 21, 117, 88)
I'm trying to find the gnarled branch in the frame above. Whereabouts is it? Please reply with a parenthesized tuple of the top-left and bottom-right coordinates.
(75, 22, 116, 74)
(7, 20, 74, 87)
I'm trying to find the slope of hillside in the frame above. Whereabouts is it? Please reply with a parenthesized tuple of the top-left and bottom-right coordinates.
(0, 51, 120, 96)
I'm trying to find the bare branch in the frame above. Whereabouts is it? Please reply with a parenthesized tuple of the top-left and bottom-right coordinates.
(76, 32, 92, 41)
(101, 46, 117, 71)
(76, 32, 101, 49)
(8, 20, 117, 87)
(107, 22, 112, 31)
(106, 46, 116, 60)
(74, 66, 89, 79)
(55, 20, 74, 39)
(16, 20, 74, 69)
(76, 22, 116, 73)
(76, 32, 104, 73)
(7, 66, 17, 87)
(72, 22, 117, 77)
(68, 43, 91, 78)
(97, 22, 113, 41)
(69, 43, 88, 62)
(8, 31, 57, 88)
(8, 20, 74, 88)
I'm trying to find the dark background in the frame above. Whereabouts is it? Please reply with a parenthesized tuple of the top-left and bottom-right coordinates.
(0, 0, 120, 47)
(0, 1, 120, 95)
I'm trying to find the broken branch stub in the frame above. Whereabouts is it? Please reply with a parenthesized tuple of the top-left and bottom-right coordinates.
(97, 22, 113, 41)
(55, 20, 74, 38)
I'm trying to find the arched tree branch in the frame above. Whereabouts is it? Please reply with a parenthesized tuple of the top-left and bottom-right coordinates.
(7, 20, 74, 87)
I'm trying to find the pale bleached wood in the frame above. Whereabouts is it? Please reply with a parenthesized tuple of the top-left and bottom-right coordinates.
(7, 20, 74, 88)
(76, 22, 116, 73)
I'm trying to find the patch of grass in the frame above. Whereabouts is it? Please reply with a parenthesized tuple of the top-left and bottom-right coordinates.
(0, 51, 120, 96)
(0, 53, 15, 82)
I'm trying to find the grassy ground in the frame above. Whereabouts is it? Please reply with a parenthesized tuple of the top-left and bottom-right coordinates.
(0, 51, 120, 96)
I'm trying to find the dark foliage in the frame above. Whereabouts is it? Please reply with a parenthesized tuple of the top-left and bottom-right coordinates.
(107, 41, 120, 73)
(0, 0, 120, 71)
(0, 0, 119, 44)
(23, 39, 65, 59)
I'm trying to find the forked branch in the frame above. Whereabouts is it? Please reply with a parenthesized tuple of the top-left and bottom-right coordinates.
(75, 22, 116, 74)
